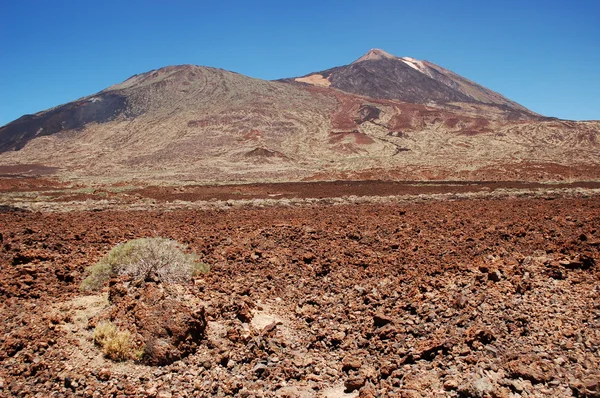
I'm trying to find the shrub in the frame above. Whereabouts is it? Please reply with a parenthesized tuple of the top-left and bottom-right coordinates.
(93, 321, 142, 361)
(81, 237, 209, 291)
(93, 320, 117, 346)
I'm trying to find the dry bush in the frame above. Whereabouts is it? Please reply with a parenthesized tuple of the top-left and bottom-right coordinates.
(93, 320, 117, 346)
(81, 237, 209, 291)
(93, 321, 141, 361)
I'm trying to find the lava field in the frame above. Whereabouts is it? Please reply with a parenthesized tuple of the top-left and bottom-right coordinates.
(1, 196, 599, 397)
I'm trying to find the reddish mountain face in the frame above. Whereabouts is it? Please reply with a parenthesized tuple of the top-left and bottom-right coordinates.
(0, 51, 598, 183)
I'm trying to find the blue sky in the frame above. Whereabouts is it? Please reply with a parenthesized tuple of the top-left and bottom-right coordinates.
(1, 0, 599, 125)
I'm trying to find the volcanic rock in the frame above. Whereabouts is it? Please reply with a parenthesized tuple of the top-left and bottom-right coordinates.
(93, 277, 207, 366)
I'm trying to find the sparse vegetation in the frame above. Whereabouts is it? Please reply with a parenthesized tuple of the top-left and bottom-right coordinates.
(93, 321, 142, 361)
(81, 237, 209, 291)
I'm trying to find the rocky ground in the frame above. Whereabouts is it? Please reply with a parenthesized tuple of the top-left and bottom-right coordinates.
(1, 195, 600, 397)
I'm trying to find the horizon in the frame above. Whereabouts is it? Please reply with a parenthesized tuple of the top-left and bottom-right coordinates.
(1, 0, 599, 126)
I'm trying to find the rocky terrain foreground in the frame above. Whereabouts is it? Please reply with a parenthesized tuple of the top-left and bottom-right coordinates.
(1, 192, 599, 397)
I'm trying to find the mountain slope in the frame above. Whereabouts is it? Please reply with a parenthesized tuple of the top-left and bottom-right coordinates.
(285, 49, 536, 119)
(0, 53, 598, 183)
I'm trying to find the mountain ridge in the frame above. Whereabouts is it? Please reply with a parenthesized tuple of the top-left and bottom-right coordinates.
(0, 50, 598, 183)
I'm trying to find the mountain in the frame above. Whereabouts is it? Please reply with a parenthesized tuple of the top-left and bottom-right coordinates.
(284, 48, 535, 119)
(0, 51, 598, 183)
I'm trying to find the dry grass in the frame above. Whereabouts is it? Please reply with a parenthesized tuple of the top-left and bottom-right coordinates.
(80, 237, 209, 291)
(93, 321, 141, 361)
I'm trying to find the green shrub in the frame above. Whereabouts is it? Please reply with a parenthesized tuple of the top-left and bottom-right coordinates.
(81, 237, 209, 291)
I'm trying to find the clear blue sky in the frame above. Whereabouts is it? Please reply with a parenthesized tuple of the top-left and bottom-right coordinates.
(1, 0, 599, 126)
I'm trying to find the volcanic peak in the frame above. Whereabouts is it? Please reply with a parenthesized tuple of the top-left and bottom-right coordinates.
(353, 49, 429, 73)
(352, 48, 399, 63)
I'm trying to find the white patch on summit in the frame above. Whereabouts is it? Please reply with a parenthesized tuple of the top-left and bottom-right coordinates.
(353, 50, 431, 76)
(400, 57, 428, 74)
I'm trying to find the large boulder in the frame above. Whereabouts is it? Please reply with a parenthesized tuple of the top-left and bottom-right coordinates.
(91, 277, 206, 366)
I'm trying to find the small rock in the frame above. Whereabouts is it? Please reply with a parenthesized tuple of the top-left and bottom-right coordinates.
(459, 376, 495, 397)
(488, 270, 502, 282)
(253, 363, 268, 375)
(156, 390, 172, 398)
(559, 255, 595, 270)
(473, 377, 494, 395)
(236, 303, 253, 323)
(97, 368, 111, 381)
(505, 356, 554, 383)
(331, 331, 346, 344)
(510, 379, 525, 393)
(262, 322, 277, 334)
(342, 356, 362, 372)
(443, 378, 459, 390)
(373, 313, 393, 328)
(145, 386, 158, 397)
(358, 382, 377, 398)
(576, 377, 600, 397)
(453, 293, 468, 309)
(379, 361, 396, 378)
(345, 374, 366, 393)
(226, 327, 241, 342)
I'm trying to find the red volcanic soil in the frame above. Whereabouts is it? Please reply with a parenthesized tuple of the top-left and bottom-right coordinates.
(130, 180, 600, 203)
(0, 177, 65, 192)
(1, 197, 599, 396)
(3, 177, 600, 205)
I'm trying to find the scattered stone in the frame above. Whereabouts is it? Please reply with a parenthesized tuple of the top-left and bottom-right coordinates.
(96, 368, 111, 382)
(145, 385, 158, 396)
(559, 255, 595, 270)
(331, 331, 346, 344)
(262, 322, 277, 335)
(358, 382, 377, 398)
(505, 355, 555, 384)
(373, 313, 393, 328)
(570, 376, 600, 398)
(156, 389, 172, 398)
(345, 374, 366, 393)
(342, 356, 362, 372)
(453, 294, 468, 309)
(473, 377, 494, 395)
(458, 376, 496, 398)
(488, 270, 502, 282)
(253, 363, 268, 375)
(443, 378, 459, 391)
(236, 303, 253, 323)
